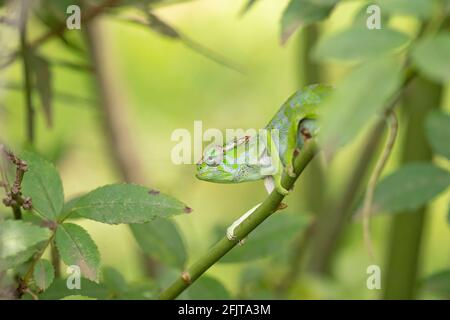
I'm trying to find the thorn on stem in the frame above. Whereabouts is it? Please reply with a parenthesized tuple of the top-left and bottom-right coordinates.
(181, 271, 191, 284)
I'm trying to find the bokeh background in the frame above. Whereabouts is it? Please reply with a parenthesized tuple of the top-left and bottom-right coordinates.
(1, 0, 449, 299)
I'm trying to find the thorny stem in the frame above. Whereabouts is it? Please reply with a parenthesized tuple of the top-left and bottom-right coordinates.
(159, 141, 319, 300)
(362, 111, 398, 260)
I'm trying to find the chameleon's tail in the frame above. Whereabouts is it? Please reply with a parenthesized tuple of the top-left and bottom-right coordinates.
(226, 203, 262, 241)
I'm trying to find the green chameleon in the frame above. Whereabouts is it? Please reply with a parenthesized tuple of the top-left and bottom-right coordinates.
(196, 84, 332, 240)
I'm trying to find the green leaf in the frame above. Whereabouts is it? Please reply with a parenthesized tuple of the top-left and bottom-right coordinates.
(313, 27, 409, 62)
(280, 0, 336, 45)
(0, 220, 50, 259)
(69, 184, 191, 224)
(101, 267, 158, 300)
(55, 223, 100, 281)
(102, 266, 128, 294)
(33, 259, 55, 291)
(60, 295, 97, 300)
(369, 163, 450, 215)
(221, 214, 310, 263)
(181, 275, 230, 300)
(21, 151, 64, 220)
(0, 246, 36, 271)
(319, 57, 402, 153)
(37, 278, 109, 300)
(241, 0, 260, 15)
(375, 0, 435, 20)
(426, 111, 450, 160)
(421, 270, 450, 298)
(32, 55, 53, 127)
(130, 218, 187, 269)
(448, 201, 450, 226)
(412, 33, 450, 83)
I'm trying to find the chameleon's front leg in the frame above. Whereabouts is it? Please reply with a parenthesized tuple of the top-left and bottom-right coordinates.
(266, 131, 289, 195)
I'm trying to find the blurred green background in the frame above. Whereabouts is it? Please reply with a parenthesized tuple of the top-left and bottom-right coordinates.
(1, 0, 449, 299)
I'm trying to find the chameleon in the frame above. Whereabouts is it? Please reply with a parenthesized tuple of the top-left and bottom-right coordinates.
(196, 84, 332, 240)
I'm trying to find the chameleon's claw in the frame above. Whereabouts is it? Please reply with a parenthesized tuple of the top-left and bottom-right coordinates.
(226, 226, 237, 241)
(275, 184, 289, 196)
(286, 164, 296, 178)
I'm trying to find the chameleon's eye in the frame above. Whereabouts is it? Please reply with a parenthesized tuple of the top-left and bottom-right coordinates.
(206, 156, 220, 167)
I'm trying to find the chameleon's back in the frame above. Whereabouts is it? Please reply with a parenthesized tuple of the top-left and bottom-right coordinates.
(265, 84, 332, 165)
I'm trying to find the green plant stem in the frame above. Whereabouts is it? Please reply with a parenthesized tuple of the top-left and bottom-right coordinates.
(50, 240, 61, 278)
(19, 0, 34, 145)
(158, 141, 319, 300)
(307, 71, 416, 274)
(16, 232, 56, 297)
(383, 77, 442, 299)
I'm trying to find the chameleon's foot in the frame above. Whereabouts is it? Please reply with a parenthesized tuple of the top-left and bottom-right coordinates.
(275, 184, 289, 196)
(226, 203, 261, 242)
(226, 226, 237, 241)
(286, 164, 296, 178)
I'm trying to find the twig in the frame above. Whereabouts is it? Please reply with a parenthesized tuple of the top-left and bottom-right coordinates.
(18, 0, 34, 144)
(0, 0, 120, 70)
(0, 145, 32, 220)
(159, 141, 319, 300)
(362, 111, 398, 260)
(16, 233, 55, 298)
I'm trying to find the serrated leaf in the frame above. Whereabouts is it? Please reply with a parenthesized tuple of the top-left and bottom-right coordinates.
(313, 27, 409, 62)
(426, 111, 450, 160)
(412, 33, 450, 83)
(33, 259, 54, 291)
(319, 57, 402, 153)
(421, 270, 450, 298)
(221, 214, 310, 263)
(130, 218, 187, 269)
(375, 0, 435, 20)
(60, 295, 97, 300)
(37, 278, 109, 300)
(0, 220, 50, 259)
(55, 223, 100, 281)
(69, 184, 191, 224)
(370, 163, 450, 215)
(181, 275, 230, 300)
(32, 55, 53, 127)
(280, 0, 336, 45)
(0, 246, 36, 271)
(21, 151, 64, 221)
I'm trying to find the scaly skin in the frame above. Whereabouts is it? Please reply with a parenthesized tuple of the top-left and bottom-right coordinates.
(196, 84, 332, 195)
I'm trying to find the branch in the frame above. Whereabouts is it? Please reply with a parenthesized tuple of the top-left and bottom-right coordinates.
(19, 0, 35, 144)
(0, 145, 32, 220)
(0, 0, 120, 70)
(158, 141, 319, 300)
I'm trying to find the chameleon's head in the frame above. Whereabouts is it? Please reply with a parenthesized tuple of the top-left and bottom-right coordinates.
(196, 144, 232, 182)
(196, 136, 260, 183)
